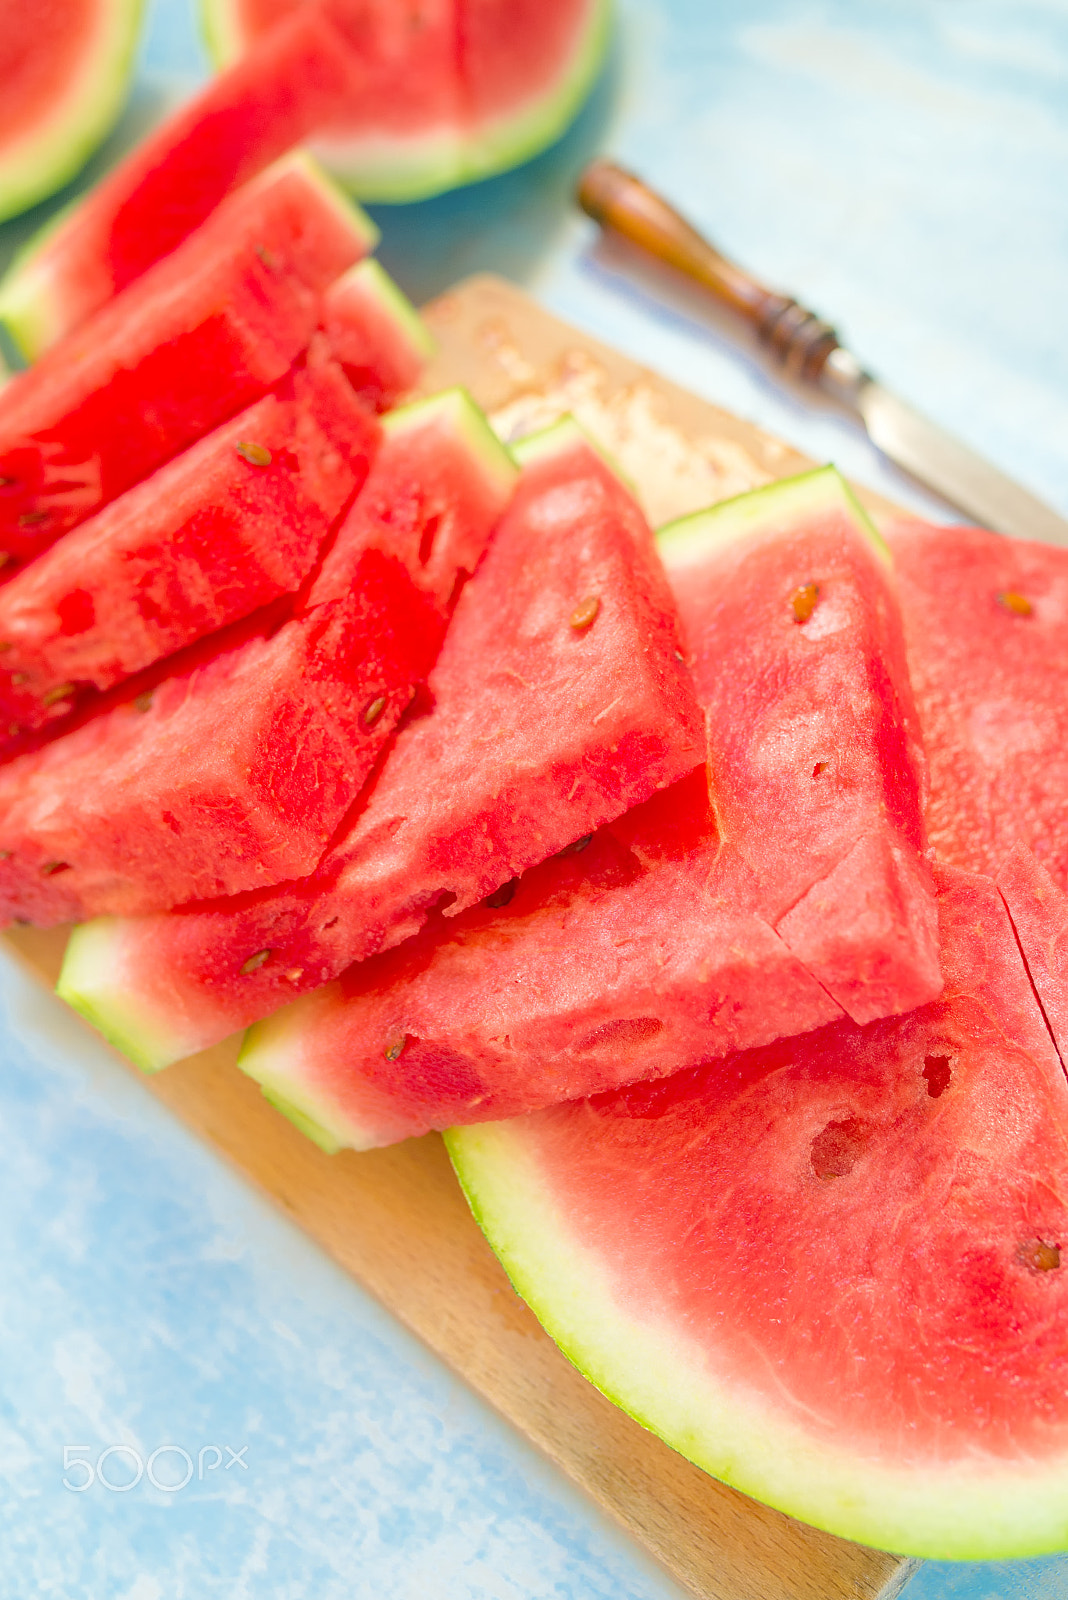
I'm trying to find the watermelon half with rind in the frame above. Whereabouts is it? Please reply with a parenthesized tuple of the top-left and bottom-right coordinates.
(0, 0, 144, 224)
(448, 864, 1068, 1560)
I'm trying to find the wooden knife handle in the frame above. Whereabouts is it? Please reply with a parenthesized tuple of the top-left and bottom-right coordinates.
(577, 159, 841, 382)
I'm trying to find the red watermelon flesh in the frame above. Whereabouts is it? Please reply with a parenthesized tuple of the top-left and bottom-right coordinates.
(320, 260, 436, 413)
(447, 864, 1068, 1559)
(0, 9, 365, 355)
(234, 467, 940, 1149)
(0, 362, 379, 748)
(0, 542, 442, 923)
(997, 845, 1068, 1067)
(0, 153, 376, 562)
(59, 417, 702, 1069)
(888, 519, 1068, 887)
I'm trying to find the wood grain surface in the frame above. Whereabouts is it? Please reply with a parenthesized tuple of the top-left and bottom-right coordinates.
(5, 277, 914, 1600)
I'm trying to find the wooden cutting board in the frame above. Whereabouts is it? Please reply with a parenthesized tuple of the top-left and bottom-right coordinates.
(5, 276, 915, 1600)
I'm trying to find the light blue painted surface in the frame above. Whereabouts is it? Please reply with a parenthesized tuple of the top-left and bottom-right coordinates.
(2, 2, 1067, 1596)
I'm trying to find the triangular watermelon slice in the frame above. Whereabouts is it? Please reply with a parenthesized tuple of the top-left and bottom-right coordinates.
(448, 863, 1068, 1560)
(0, 152, 377, 562)
(0, 360, 379, 750)
(58, 417, 704, 1070)
(3, 388, 513, 926)
(232, 467, 941, 1151)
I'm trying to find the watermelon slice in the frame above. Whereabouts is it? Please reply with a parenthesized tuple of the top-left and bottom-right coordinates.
(58, 417, 703, 1070)
(321, 260, 436, 412)
(202, 0, 610, 200)
(0, 361, 379, 749)
(0, 0, 143, 223)
(448, 863, 1068, 1560)
(0, 8, 364, 355)
(0, 153, 377, 564)
(234, 467, 941, 1151)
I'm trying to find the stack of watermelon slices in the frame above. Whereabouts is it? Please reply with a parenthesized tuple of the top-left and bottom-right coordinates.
(4, 130, 1068, 1561)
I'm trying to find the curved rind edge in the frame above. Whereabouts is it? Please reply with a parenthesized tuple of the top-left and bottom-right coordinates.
(57, 918, 191, 1073)
(445, 1118, 1068, 1561)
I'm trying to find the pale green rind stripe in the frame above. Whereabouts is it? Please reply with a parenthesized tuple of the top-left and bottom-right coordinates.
(339, 258, 437, 361)
(384, 387, 519, 500)
(57, 918, 194, 1074)
(510, 413, 634, 494)
(259, 148, 380, 255)
(447, 1119, 1068, 1560)
(239, 993, 382, 1153)
(657, 465, 891, 572)
(0, 0, 145, 226)
(0, 198, 84, 359)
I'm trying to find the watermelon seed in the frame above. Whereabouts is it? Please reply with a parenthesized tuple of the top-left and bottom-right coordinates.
(0, 554, 14, 569)
(240, 949, 272, 975)
(791, 583, 819, 624)
(570, 596, 600, 631)
(6, 725, 18, 737)
(1020, 1240, 1061, 1272)
(362, 695, 387, 727)
(811, 1116, 869, 1180)
(0, 477, 14, 489)
(42, 683, 75, 706)
(812, 761, 829, 778)
(486, 879, 518, 909)
(0, 850, 10, 859)
(132, 692, 154, 713)
(922, 1054, 952, 1098)
(254, 244, 279, 269)
(0, 642, 9, 651)
(998, 590, 1033, 617)
(236, 440, 272, 467)
(418, 513, 443, 566)
(10, 673, 26, 686)
(559, 834, 593, 857)
(40, 861, 69, 876)
(384, 1034, 408, 1062)
(18, 511, 49, 527)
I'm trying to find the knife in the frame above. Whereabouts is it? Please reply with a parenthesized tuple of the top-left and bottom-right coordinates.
(577, 159, 1068, 546)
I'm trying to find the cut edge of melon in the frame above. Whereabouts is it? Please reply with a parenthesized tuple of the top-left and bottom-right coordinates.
(0, 0, 145, 227)
(57, 917, 207, 1073)
(238, 990, 381, 1153)
(243, 146, 381, 256)
(510, 413, 633, 493)
(384, 386, 519, 500)
(447, 1117, 1068, 1561)
(328, 257, 437, 362)
(657, 465, 891, 572)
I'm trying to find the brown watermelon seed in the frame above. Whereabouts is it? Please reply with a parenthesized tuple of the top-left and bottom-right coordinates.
(791, 583, 819, 624)
(384, 1033, 408, 1062)
(362, 695, 387, 727)
(0, 554, 15, 570)
(0, 477, 14, 489)
(40, 861, 70, 876)
(255, 243, 279, 269)
(1020, 1239, 1061, 1272)
(570, 596, 600, 631)
(0, 642, 10, 652)
(998, 590, 1033, 617)
(132, 692, 154, 713)
(236, 440, 272, 467)
(486, 878, 518, 909)
(6, 725, 17, 737)
(559, 834, 593, 857)
(811, 1116, 869, 1180)
(922, 1054, 952, 1098)
(240, 949, 272, 975)
(812, 761, 829, 778)
(42, 683, 75, 706)
(18, 511, 49, 527)
(10, 673, 26, 685)
(0, 850, 10, 859)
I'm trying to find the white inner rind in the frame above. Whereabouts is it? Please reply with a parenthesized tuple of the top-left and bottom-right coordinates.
(58, 918, 206, 1073)
(447, 1118, 1068, 1561)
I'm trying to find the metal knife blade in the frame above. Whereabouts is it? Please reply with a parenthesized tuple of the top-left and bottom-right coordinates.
(578, 160, 1068, 546)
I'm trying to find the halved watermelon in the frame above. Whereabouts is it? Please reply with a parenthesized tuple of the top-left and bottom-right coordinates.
(321, 260, 436, 411)
(203, 0, 611, 200)
(448, 864, 1068, 1560)
(234, 468, 941, 1152)
(58, 417, 702, 1070)
(0, 153, 377, 562)
(0, 361, 379, 748)
(0, 0, 143, 223)
(0, 8, 364, 354)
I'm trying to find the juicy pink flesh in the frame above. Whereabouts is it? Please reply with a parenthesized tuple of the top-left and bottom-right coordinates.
(96, 435, 703, 1052)
(0, 363, 379, 747)
(241, 495, 941, 1145)
(505, 865, 1068, 1464)
(0, 546, 443, 922)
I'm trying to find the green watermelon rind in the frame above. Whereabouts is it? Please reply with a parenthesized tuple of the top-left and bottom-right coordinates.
(446, 1118, 1068, 1561)
(656, 464, 892, 573)
(382, 385, 518, 501)
(0, 148, 380, 363)
(510, 412, 634, 492)
(58, 917, 202, 1073)
(0, 0, 145, 227)
(200, 0, 611, 203)
(238, 990, 377, 1153)
(335, 257, 438, 365)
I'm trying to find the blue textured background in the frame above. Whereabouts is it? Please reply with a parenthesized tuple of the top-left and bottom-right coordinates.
(2, 1, 1068, 1595)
